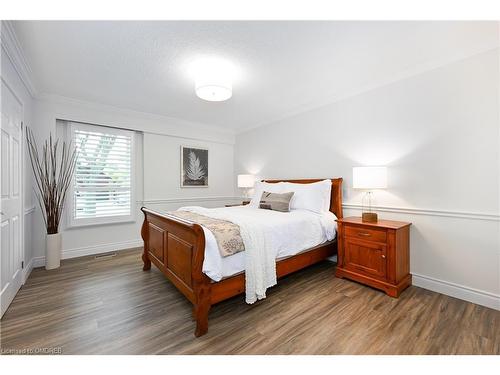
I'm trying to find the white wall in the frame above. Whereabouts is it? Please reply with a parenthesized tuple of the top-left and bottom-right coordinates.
(30, 95, 237, 265)
(235, 49, 500, 310)
(1, 39, 35, 282)
(143, 132, 236, 212)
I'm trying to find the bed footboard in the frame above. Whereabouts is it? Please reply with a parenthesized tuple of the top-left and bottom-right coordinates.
(140, 207, 211, 337)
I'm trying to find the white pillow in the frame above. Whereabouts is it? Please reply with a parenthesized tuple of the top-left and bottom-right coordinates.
(282, 180, 331, 214)
(249, 181, 285, 208)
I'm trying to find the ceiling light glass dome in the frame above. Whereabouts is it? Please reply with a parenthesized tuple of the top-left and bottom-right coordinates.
(191, 57, 235, 102)
(195, 82, 232, 102)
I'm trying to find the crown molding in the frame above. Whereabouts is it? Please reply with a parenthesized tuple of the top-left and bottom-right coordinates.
(238, 43, 500, 134)
(36, 92, 237, 138)
(4, 20, 497, 136)
(0, 21, 37, 97)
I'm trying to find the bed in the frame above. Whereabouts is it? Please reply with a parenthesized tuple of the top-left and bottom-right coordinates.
(140, 178, 343, 337)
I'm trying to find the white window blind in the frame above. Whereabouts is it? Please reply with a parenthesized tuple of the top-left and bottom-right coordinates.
(68, 122, 135, 226)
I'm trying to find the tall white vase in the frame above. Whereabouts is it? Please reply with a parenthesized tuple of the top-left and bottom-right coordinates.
(46, 233, 62, 270)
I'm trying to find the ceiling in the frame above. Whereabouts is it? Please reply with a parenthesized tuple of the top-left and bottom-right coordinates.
(12, 21, 498, 133)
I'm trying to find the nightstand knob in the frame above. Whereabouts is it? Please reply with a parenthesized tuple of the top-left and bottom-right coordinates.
(381, 254, 386, 259)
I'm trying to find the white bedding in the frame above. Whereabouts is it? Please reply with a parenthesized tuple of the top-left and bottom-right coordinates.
(177, 205, 337, 282)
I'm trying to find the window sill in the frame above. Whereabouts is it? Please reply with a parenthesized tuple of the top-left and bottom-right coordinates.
(66, 217, 136, 229)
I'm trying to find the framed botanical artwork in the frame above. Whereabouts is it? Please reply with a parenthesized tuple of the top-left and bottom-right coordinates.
(181, 146, 208, 187)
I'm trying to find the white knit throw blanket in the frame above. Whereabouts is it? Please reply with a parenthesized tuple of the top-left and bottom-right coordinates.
(179, 207, 277, 304)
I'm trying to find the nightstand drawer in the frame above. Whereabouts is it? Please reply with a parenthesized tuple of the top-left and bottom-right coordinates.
(343, 238, 387, 280)
(345, 226, 387, 243)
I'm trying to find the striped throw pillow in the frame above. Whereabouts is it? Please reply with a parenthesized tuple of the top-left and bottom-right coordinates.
(259, 191, 294, 212)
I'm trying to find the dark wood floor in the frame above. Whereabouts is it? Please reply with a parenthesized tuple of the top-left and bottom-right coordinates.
(1, 248, 499, 355)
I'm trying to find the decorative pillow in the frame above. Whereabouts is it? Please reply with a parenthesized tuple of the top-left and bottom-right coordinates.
(249, 181, 285, 208)
(282, 179, 332, 214)
(259, 191, 294, 212)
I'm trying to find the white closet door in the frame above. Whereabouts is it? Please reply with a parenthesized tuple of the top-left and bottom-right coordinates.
(1, 80, 24, 318)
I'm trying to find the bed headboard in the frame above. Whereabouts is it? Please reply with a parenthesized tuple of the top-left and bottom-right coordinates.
(262, 178, 343, 219)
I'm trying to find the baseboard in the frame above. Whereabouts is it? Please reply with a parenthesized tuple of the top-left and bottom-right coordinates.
(32, 256, 45, 268)
(62, 239, 143, 259)
(31, 239, 143, 269)
(22, 257, 35, 283)
(412, 273, 500, 311)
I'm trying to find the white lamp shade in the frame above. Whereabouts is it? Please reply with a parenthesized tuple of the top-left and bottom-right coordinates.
(237, 174, 255, 188)
(353, 167, 387, 189)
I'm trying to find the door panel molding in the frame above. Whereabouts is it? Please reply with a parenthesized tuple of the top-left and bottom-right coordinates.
(0, 79, 24, 318)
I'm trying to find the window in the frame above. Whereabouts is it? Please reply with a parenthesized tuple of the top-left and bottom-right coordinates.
(68, 122, 135, 226)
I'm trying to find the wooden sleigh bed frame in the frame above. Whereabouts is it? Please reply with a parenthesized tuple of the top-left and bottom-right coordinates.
(140, 178, 343, 337)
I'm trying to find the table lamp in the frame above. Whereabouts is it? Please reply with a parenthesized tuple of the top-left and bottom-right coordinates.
(237, 174, 255, 202)
(353, 166, 387, 223)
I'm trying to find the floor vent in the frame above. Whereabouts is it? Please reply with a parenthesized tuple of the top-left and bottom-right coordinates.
(94, 252, 117, 260)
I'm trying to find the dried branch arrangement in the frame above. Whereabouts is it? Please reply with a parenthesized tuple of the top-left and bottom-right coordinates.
(26, 128, 77, 234)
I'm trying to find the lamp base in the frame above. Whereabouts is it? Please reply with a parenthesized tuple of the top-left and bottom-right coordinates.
(362, 212, 378, 223)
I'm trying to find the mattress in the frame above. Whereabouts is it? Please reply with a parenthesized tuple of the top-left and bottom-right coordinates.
(176, 205, 337, 281)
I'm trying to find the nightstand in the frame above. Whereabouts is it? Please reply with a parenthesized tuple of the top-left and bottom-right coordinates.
(225, 201, 250, 207)
(335, 216, 412, 297)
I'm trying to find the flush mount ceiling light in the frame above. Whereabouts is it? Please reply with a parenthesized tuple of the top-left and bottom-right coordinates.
(195, 80, 232, 102)
(190, 57, 235, 102)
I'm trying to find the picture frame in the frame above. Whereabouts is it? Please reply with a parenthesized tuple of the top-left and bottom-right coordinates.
(180, 146, 209, 187)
